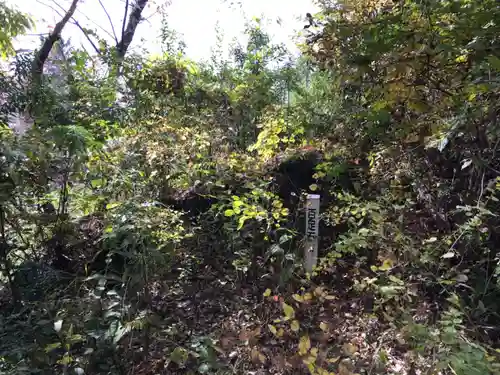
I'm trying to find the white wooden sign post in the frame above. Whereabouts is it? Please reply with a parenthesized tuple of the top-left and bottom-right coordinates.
(304, 194, 320, 273)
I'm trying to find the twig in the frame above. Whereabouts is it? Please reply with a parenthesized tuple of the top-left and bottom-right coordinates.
(36, 0, 65, 18)
(477, 171, 485, 208)
(74, 7, 117, 40)
(71, 19, 101, 55)
(98, 0, 119, 43)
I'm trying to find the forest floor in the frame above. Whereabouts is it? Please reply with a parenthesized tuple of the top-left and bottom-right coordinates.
(128, 243, 424, 375)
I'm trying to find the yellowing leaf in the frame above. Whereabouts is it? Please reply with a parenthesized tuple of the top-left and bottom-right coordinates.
(303, 355, 316, 365)
(282, 302, 295, 319)
(292, 294, 303, 302)
(306, 362, 315, 373)
(251, 348, 266, 364)
(298, 335, 311, 355)
(263, 288, 271, 297)
(303, 292, 313, 301)
(105, 202, 121, 210)
(378, 259, 393, 271)
(309, 184, 318, 191)
(259, 352, 266, 363)
(277, 328, 284, 337)
(272, 200, 283, 208)
(290, 320, 300, 332)
(319, 322, 329, 332)
(314, 287, 325, 297)
(338, 358, 355, 375)
(268, 324, 277, 336)
(310, 348, 318, 357)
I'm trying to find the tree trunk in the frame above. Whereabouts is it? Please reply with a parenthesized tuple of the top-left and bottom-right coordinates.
(116, 0, 149, 60)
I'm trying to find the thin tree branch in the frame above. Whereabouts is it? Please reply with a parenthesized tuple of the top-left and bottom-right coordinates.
(32, 0, 79, 85)
(37, 0, 63, 15)
(74, 7, 116, 40)
(71, 20, 101, 55)
(41, 0, 100, 56)
(98, 0, 119, 43)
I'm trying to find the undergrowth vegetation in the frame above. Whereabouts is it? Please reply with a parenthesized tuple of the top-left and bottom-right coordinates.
(1, 0, 500, 374)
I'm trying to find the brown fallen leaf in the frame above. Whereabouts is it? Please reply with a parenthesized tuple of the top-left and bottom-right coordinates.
(342, 342, 358, 356)
(239, 326, 262, 346)
(271, 354, 286, 369)
(339, 358, 356, 375)
(251, 348, 266, 364)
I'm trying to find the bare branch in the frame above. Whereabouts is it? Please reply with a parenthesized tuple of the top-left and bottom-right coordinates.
(32, 0, 79, 84)
(98, 0, 118, 43)
(121, 0, 129, 48)
(71, 20, 101, 55)
(116, 0, 149, 59)
(36, 0, 65, 17)
(74, 7, 116, 40)
(39, 0, 100, 56)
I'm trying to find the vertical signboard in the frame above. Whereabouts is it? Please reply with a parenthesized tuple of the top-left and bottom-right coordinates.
(304, 194, 320, 273)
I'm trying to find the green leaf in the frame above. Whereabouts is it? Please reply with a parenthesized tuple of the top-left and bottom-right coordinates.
(290, 320, 300, 332)
(282, 302, 295, 319)
(68, 334, 84, 344)
(106, 202, 121, 210)
(170, 347, 188, 365)
(198, 363, 210, 373)
(487, 56, 500, 72)
(45, 342, 62, 353)
(379, 349, 389, 363)
(268, 324, 277, 336)
(237, 216, 248, 230)
(57, 354, 72, 366)
(233, 200, 244, 208)
(224, 209, 235, 217)
(91, 178, 105, 188)
(298, 335, 311, 355)
(263, 288, 271, 297)
(388, 275, 404, 285)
